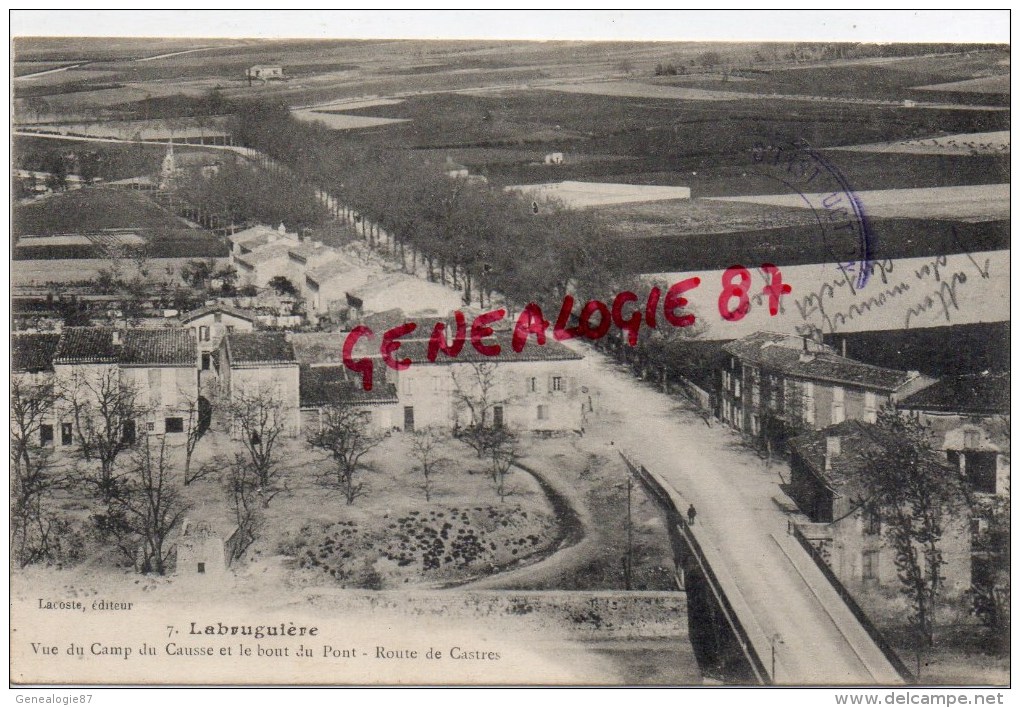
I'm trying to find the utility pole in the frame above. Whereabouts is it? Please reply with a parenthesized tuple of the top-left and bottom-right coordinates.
(625, 476, 633, 590)
(771, 633, 783, 683)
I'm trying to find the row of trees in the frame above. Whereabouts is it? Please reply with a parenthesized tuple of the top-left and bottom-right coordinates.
(174, 158, 330, 233)
(228, 99, 629, 315)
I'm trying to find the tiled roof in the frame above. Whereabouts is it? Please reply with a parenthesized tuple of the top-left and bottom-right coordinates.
(120, 329, 197, 367)
(294, 322, 583, 367)
(898, 372, 1010, 415)
(53, 327, 119, 364)
(291, 332, 349, 366)
(53, 327, 196, 366)
(788, 420, 890, 493)
(13, 333, 61, 373)
(229, 225, 280, 249)
(369, 326, 582, 366)
(287, 242, 336, 263)
(724, 331, 911, 392)
(306, 257, 358, 284)
(299, 365, 398, 407)
(225, 332, 297, 366)
(242, 241, 293, 266)
(180, 303, 258, 324)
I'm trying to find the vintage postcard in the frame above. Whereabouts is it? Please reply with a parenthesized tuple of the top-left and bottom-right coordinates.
(9, 11, 1010, 689)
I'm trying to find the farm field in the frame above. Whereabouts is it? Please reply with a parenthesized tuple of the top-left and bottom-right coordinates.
(541, 80, 1007, 111)
(507, 181, 691, 208)
(18, 117, 231, 141)
(915, 74, 1010, 94)
(13, 188, 186, 235)
(618, 218, 1009, 273)
(11, 256, 227, 286)
(705, 183, 1009, 222)
(291, 108, 410, 130)
(830, 130, 1010, 155)
(826, 321, 1010, 378)
(600, 199, 823, 237)
(16, 232, 144, 248)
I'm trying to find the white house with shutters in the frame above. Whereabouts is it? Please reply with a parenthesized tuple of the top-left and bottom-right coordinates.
(319, 324, 586, 434)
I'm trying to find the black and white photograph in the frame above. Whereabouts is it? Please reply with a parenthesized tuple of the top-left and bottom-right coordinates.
(8, 10, 1011, 693)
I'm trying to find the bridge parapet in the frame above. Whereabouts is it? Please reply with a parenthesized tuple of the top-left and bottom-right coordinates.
(620, 451, 772, 684)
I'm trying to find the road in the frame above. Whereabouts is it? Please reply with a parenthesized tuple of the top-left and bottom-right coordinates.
(576, 347, 904, 685)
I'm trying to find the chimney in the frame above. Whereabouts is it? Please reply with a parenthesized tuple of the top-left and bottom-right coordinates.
(824, 435, 841, 472)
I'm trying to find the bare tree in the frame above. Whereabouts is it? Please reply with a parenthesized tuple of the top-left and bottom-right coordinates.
(410, 427, 447, 502)
(10, 377, 68, 566)
(179, 388, 212, 485)
(99, 434, 190, 575)
(222, 383, 290, 506)
(62, 368, 146, 502)
(307, 404, 384, 505)
(855, 411, 971, 648)
(450, 362, 509, 458)
(486, 426, 520, 503)
(223, 453, 265, 561)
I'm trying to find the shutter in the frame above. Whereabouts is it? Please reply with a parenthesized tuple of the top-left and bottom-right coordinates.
(547, 375, 554, 393)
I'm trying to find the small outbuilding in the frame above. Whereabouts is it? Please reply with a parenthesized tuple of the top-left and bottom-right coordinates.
(175, 520, 227, 577)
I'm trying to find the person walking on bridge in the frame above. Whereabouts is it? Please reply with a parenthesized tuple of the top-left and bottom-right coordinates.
(687, 504, 697, 526)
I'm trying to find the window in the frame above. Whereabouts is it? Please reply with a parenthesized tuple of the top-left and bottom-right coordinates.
(199, 326, 210, 342)
(61, 422, 73, 446)
(864, 508, 881, 536)
(201, 353, 211, 371)
(431, 375, 442, 393)
(40, 424, 54, 446)
(831, 386, 845, 424)
(147, 421, 155, 432)
(214, 313, 222, 323)
(964, 430, 980, 449)
(197, 562, 206, 574)
(862, 550, 880, 582)
(965, 451, 998, 494)
(529, 377, 537, 393)
(123, 420, 136, 445)
(802, 382, 815, 426)
(493, 406, 504, 428)
(864, 391, 878, 423)
(537, 405, 549, 421)
(226, 325, 235, 334)
(552, 376, 563, 392)
(165, 417, 184, 434)
(400, 376, 412, 395)
(734, 379, 741, 398)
